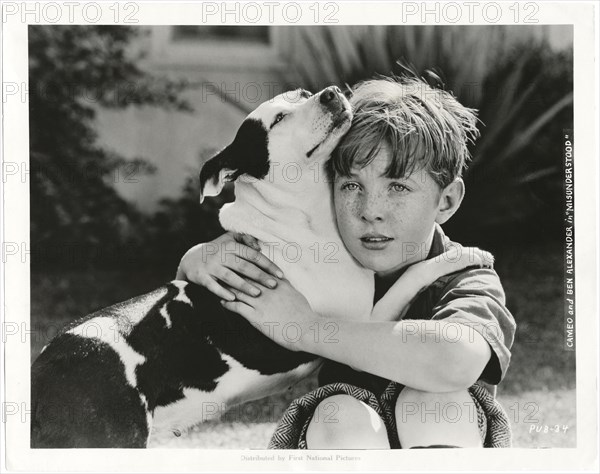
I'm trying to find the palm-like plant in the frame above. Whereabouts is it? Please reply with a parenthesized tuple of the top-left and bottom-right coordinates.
(277, 25, 573, 244)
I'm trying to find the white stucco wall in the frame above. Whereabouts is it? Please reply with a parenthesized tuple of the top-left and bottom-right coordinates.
(95, 26, 286, 212)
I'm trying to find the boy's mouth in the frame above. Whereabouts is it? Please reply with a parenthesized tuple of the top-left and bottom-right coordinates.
(360, 234, 394, 250)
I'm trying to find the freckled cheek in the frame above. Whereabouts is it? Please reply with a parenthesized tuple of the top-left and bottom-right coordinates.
(389, 204, 427, 240)
(335, 196, 361, 228)
(347, 199, 363, 218)
(381, 196, 400, 213)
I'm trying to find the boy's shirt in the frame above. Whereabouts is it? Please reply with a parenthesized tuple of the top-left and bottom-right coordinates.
(318, 224, 517, 397)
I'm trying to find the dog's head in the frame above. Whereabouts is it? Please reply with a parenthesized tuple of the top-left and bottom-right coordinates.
(199, 86, 352, 202)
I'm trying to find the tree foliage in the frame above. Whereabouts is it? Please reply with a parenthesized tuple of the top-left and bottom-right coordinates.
(29, 26, 191, 268)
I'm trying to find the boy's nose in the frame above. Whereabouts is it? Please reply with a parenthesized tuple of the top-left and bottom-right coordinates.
(360, 197, 384, 223)
(361, 212, 383, 223)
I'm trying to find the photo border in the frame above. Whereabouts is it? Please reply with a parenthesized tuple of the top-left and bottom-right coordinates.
(2, 1, 598, 472)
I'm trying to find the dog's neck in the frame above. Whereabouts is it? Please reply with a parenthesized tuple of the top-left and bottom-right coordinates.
(219, 163, 340, 245)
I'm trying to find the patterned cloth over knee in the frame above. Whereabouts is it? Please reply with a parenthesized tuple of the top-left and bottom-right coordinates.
(268, 381, 512, 449)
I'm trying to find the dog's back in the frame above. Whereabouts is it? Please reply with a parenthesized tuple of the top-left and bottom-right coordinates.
(32, 333, 150, 447)
(31, 281, 320, 447)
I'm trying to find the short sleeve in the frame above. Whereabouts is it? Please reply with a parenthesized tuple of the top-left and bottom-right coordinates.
(430, 268, 516, 385)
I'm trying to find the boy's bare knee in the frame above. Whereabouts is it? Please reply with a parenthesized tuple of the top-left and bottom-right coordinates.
(395, 387, 477, 419)
(395, 387, 481, 448)
(306, 395, 389, 449)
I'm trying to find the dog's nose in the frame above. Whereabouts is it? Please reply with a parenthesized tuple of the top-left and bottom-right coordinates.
(319, 86, 341, 105)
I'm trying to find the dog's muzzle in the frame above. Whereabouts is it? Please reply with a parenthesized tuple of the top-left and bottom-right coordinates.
(319, 86, 346, 114)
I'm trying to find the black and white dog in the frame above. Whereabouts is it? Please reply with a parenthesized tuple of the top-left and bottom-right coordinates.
(31, 87, 379, 448)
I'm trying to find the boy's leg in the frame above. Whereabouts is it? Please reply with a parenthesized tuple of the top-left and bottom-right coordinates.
(395, 387, 482, 448)
(306, 394, 390, 449)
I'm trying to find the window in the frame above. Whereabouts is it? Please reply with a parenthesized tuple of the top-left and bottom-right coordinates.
(171, 26, 270, 44)
(147, 26, 282, 70)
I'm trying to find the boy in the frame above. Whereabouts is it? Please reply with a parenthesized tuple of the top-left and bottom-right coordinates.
(177, 76, 516, 448)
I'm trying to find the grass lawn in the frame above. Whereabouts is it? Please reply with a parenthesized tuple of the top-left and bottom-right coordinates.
(30, 242, 576, 448)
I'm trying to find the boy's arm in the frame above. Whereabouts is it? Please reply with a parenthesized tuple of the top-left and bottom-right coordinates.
(318, 268, 514, 391)
(301, 317, 492, 393)
(223, 272, 502, 393)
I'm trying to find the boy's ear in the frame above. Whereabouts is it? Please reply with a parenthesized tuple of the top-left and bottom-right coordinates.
(199, 146, 239, 203)
(435, 178, 465, 225)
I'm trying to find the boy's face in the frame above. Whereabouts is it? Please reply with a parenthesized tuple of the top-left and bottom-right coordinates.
(333, 145, 444, 276)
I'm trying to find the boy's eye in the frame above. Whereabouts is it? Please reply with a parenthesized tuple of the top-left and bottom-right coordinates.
(390, 183, 408, 193)
(341, 182, 360, 192)
(270, 113, 287, 129)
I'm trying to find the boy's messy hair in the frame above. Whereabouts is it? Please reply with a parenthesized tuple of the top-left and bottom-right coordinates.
(329, 74, 480, 189)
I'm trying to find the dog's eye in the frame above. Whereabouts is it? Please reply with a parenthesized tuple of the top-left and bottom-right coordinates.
(299, 90, 313, 99)
(270, 113, 287, 129)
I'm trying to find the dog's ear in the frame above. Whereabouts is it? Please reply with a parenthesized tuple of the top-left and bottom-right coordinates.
(199, 146, 239, 203)
(199, 118, 270, 203)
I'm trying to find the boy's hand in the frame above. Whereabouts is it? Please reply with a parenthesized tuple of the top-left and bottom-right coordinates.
(371, 246, 494, 322)
(176, 232, 284, 301)
(407, 246, 494, 287)
(221, 278, 316, 352)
